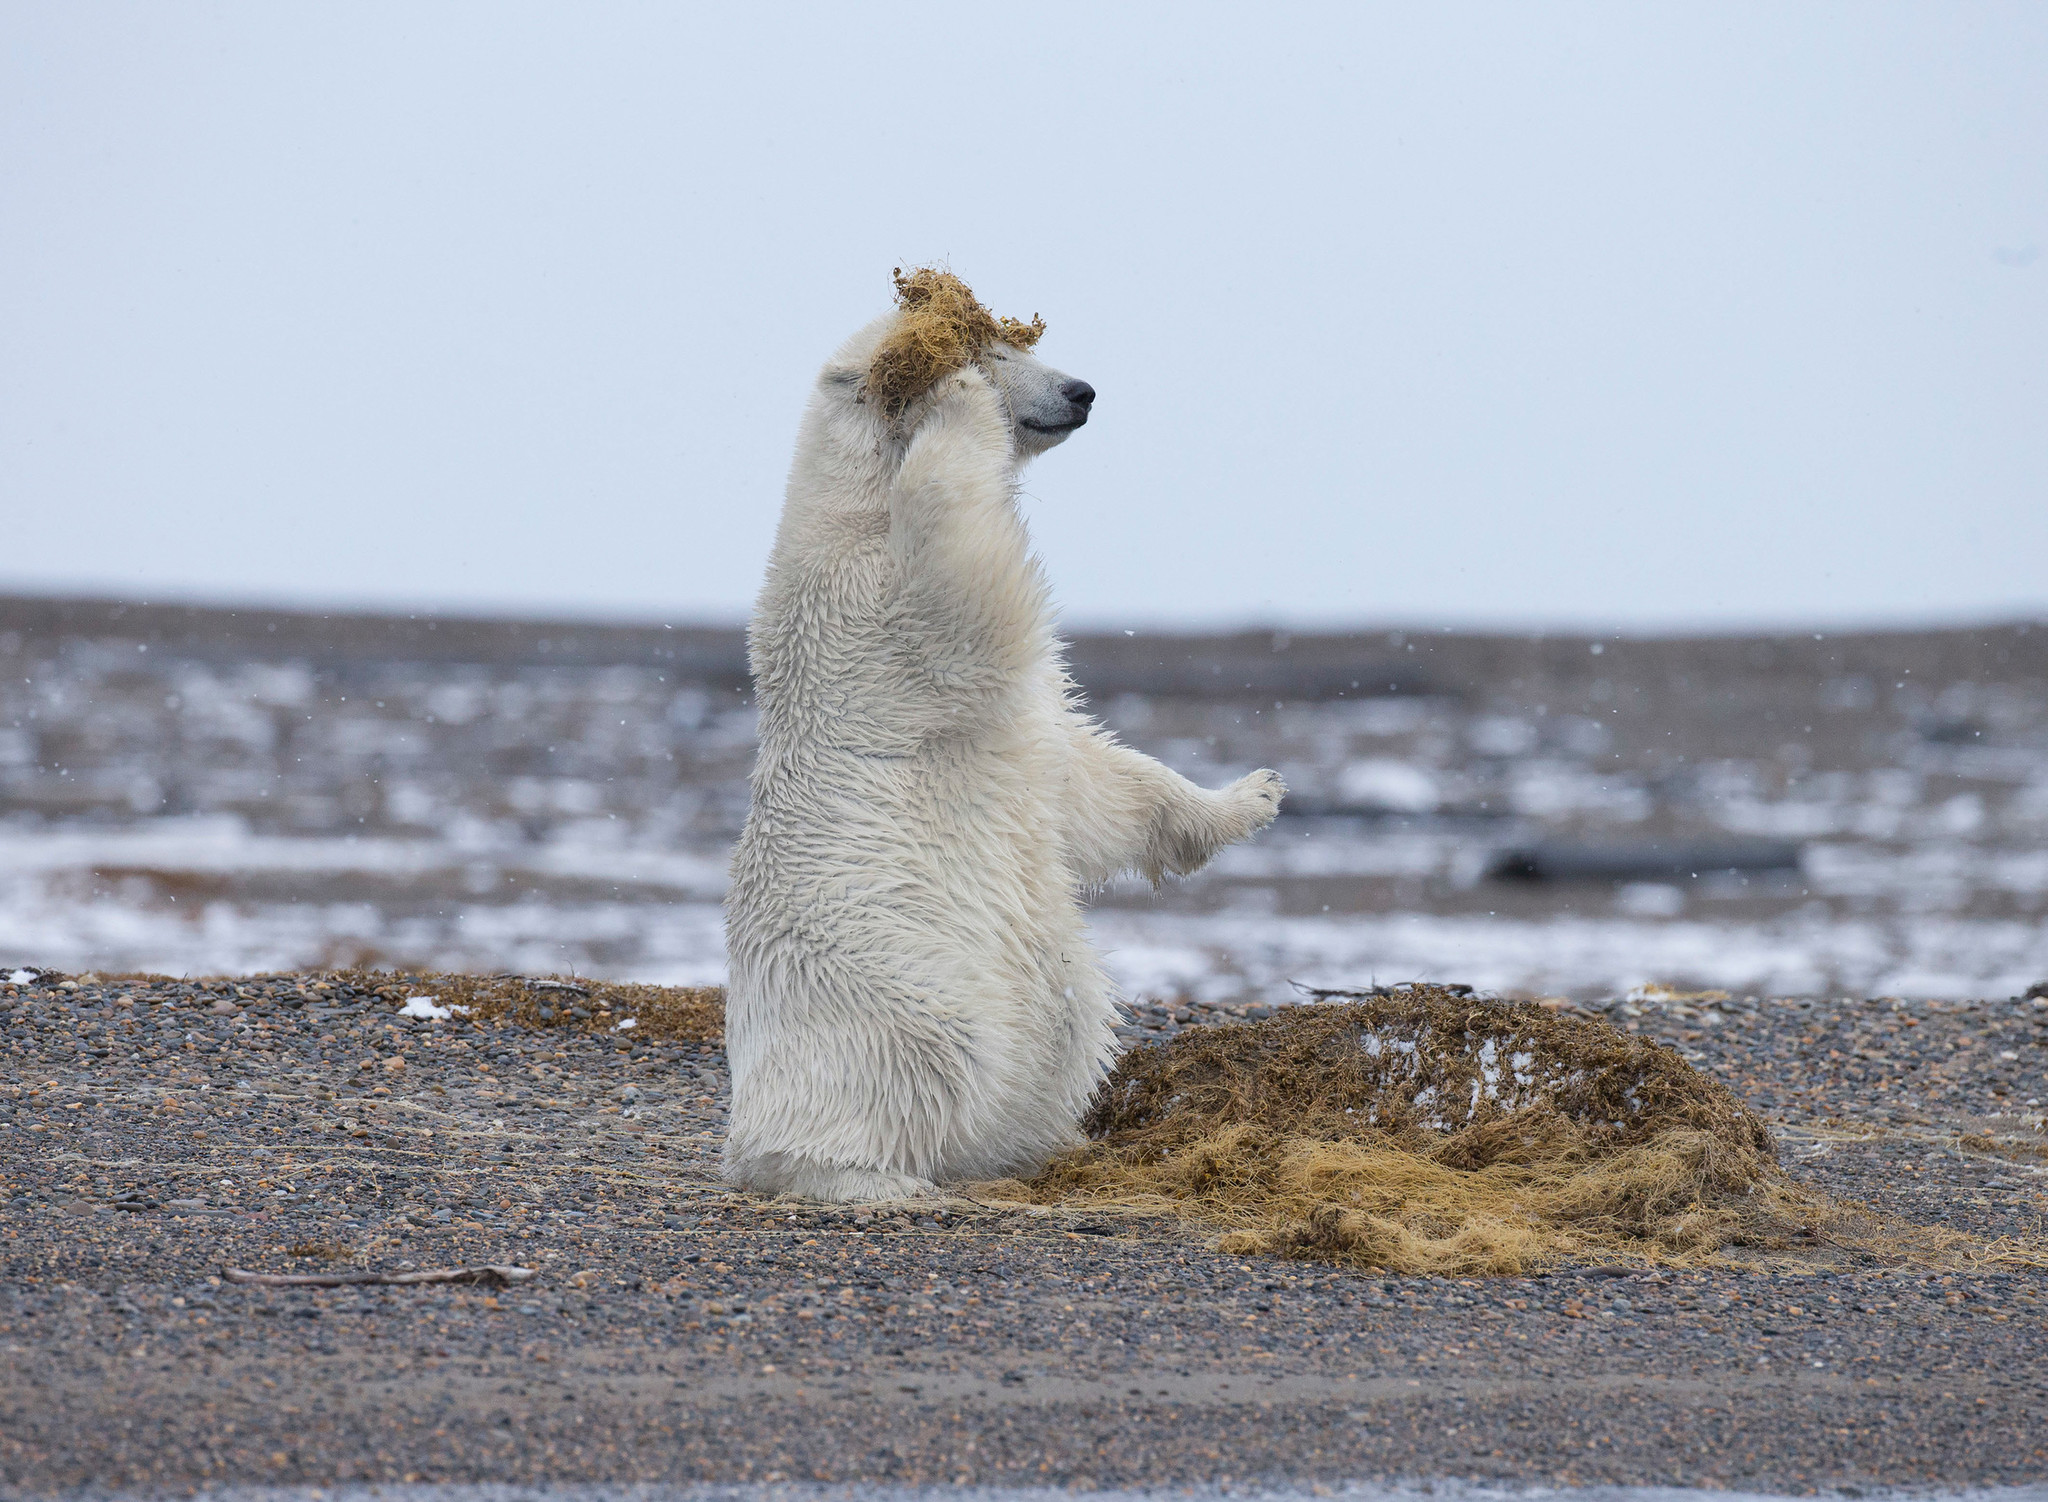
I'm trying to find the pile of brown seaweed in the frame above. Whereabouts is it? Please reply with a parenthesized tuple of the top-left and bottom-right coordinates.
(998, 986, 1829, 1274)
(865, 266, 1046, 419)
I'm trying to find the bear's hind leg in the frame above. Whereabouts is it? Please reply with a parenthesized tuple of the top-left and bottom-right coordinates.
(726, 1149, 939, 1204)
(721, 961, 995, 1203)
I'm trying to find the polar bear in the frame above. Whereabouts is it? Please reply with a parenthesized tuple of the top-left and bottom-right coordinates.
(721, 271, 1284, 1202)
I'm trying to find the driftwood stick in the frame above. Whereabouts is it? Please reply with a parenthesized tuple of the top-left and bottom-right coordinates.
(221, 1264, 536, 1289)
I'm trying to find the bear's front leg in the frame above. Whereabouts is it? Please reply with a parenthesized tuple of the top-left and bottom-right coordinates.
(883, 367, 1053, 732)
(1062, 725, 1285, 885)
(1156, 766, 1286, 878)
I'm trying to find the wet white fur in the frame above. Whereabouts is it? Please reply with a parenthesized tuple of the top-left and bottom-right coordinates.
(721, 312, 1285, 1202)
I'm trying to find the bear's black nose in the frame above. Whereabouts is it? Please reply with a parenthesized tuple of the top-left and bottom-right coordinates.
(1060, 379, 1096, 409)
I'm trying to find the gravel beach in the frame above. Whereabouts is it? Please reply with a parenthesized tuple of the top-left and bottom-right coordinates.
(4, 969, 2046, 1494)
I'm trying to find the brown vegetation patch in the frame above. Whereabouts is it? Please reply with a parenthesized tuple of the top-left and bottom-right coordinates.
(346, 971, 725, 1047)
(19, 965, 727, 1043)
(87, 867, 236, 904)
(285, 1239, 354, 1260)
(1959, 1132, 2048, 1165)
(866, 266, 1046, 420)
(994, 986, 1841, 1275)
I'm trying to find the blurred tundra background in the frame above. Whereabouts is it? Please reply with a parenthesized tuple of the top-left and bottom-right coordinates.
(3, 598, 2042, 1002)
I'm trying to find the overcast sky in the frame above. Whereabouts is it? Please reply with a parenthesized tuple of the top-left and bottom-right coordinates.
(3, 4, 2043, 632)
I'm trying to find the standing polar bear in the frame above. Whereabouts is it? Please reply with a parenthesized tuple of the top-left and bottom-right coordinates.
(722, 270, 1284, 1202)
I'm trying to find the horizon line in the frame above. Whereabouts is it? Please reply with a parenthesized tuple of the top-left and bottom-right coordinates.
(0, 584, 2040, 644)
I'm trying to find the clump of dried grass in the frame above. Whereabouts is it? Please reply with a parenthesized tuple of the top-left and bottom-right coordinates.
(285, 1239, 354, 1261)
(1959, 1132, 2048, 1165)
(866, 266, 1046, 420)
(991, 987, 1833, 1274)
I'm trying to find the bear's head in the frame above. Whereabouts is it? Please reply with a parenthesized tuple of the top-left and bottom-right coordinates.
(975, 336, 1096, 459)
(846, 268, 1094, 459)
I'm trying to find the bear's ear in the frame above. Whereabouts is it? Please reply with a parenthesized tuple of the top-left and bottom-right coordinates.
(821, 365, 863, 390)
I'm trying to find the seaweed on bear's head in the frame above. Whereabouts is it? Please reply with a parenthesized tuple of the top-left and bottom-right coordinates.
(865, 267, 1047, 421)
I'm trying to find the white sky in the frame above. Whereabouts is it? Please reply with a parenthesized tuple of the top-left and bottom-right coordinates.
(3, 3, 2044, 632)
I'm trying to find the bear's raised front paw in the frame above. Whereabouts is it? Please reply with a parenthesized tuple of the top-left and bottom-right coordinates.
(928, 365, 1007, 432)
(1225, 768, 1286, 837)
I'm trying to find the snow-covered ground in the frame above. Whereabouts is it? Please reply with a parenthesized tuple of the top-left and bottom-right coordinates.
(5, 861, 2045, 1003)
(3, 609, 2043, 1000)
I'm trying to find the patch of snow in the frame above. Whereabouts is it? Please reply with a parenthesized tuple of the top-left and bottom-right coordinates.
(1938, 793, 1986, 835)
(1617, 882, 1685, 918)
(0, 817, 729, 897)
(1466, 715, 1537, 757)
(1086, 907, 2048, 1007)
(1337, 759, 1440, 814)
(1208, 829, 1452, 880)
(1328, 697, 1435, 735)
(1099, 941, 1216, 1002)
(1509, 762, 1651, 822)
(397, 996, 452, 1020)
